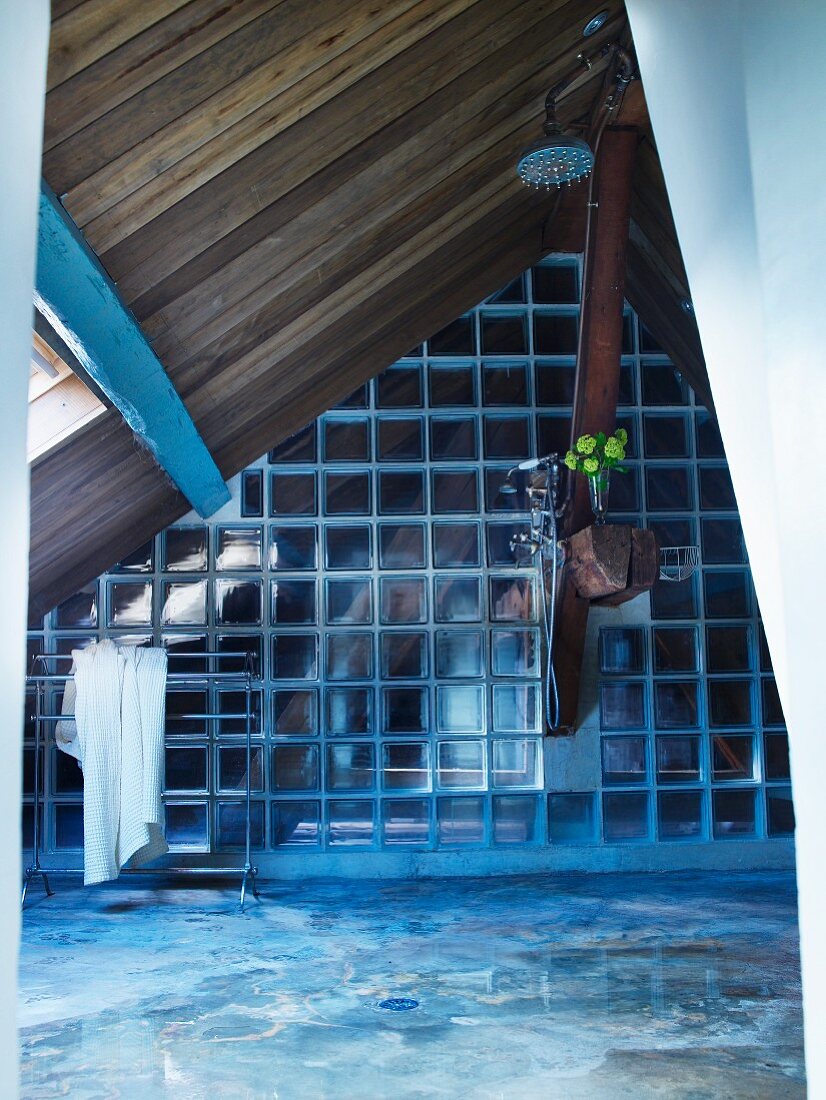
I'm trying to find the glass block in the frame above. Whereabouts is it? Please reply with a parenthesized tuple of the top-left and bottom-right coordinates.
(600, 681, 646, 730)
(217, 634, 262, 677)
(21, 806, 42, 850)
(603, 791, 649, 841)
(383, 687, 428, 735)
(699, 466, 736, 510)
(486, 522, 528, 565)
(481, 314, 527, 355)
(271, 579, 316, 624)
(765, 733, 790, 780)
(54, 634, 97, 657)
(108, 581, 152, 627)
(380, 577, 426, 624)
(271, 633, 318, 680)
(532, 263, 578, 304)
(428, 315, 475, 356)
(436, 685, 484, 733)
(491, 629, 539, 677)
(617, 413, 638, 457)
(216, 527, 262, 571)
(273, 689, 318, 735)
(535, 362, 575, 406)
(548, 793, 597, 843)
(335, 384, 368, 410)
(269, 423, 316, 463)
(438, 740, 485, 788)
(378, 523, 426, 568)
(761, 678, 784, 727)
(654, 680, 699, 729)
(326, 743, 375, 791)
(164, 527, 207, 571)
(758, 622, 773, 672)
(436, 631, 484, 678)
(703, 570, 751, 618)
(269, 524, 317, 570)
(639, 322, 663, 352)
(165, 746, 208, 792)
(622, 312, 635, 353)
(492, 683, 540, 732)
(695, 412, 724, 458)
(52, 749, 82, 795)
(54, 584, 97, 629)
(490, 576, 535, 622)
(113, 540, 154, 572)
(54, 804, 84, 849)
(215, 579, 262, 625)
(602, 736, 647, 785)
(162, 580, 207, 626)
(432, 469, 479, 513)
(487, 274, 526, 304)
(163, 633, 207, 674)
(323, 417, 370, 462)
(656, 735, 701, 784)
(433, 522, 480, 567)
(649, 517, 695, 549)
(377, 418, 423, 462)
(382, 742, 431, 791)
(326, 632, 372, 680)
(383, 798, 430, 844)
(535, 414, 572, 457)
(435, 576, 482, 622)
(533, 312, 578, 354)
(428, 363, 475, 406)
(216, 801, 265, 849)
(483, 363, 528, 405)
(165, 803, 208, 849)
(702, 518, 746, 564)
(328, 800, 374, 845)
(599, 628, 645, 674)
(492, 738, 541, 788)
(376, 364, 423, 408)
(378, 470, 424, 514)
(272, 800, 320, 846)
(712, 788, 756, 837)
(712, 734, 754, 780)
(483, 415, 530, 459)
(766, 787, 795, 836)
(643, 414, 689, 458)
(326, 687, 372, 736)
(430, 416, 478, 462)
(326, 578, 372, 625)
(651, 576, 699, 620)
(324, 471, 370, 515)
(270, 472, 317, 516)
(708, 679, 752, 726)
(437, 796, 484, 844)
(641, 363, 688, 405)
(324, 524, 370, 570)
(706, 626, 751, 672)
(216, 688, 262, 736)
(646, 466, 692, 511)
(608, 466, 640, 513)
(381, 631, 428, 679)
(485, 468, 529, 512)
(617, 361, 636, 406)
(241, 470, 264, 518)
(217, 744, 265, 793)
(658, 791, 703, 839)
(493, 795, 538, 843)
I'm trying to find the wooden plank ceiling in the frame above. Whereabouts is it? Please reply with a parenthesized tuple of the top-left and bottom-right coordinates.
(30, 0, 706, 617)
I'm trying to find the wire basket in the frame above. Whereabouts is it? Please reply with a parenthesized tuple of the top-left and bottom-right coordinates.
(659, 545, 700, 583)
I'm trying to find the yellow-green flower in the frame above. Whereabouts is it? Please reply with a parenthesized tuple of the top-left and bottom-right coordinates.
(604, 436, 623, 460)
(564, 451, 578, 470)
(616, 446, 625, 462)
(583, 456, 599, 474)
(614, 427, 628, 445)
(576, 434, 596, 455)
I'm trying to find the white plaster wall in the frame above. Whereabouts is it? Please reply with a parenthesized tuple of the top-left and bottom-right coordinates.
(625, 1, 826, 1092)
(0, 2, 50, 1094)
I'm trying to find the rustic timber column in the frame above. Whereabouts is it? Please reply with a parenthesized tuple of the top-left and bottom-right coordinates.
(553, 125, 640, 733)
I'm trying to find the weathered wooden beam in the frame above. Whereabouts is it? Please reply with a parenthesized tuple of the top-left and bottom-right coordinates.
(553, 124, 640, 733)
(594, 528, 659, 607)
(34, 181, 230, 517)
(565, 525, 631, 599)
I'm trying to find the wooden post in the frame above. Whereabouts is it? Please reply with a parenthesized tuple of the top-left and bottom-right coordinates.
(552, 125, 640, 734)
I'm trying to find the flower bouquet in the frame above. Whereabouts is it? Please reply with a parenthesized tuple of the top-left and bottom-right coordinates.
(564, 429, 628, 524)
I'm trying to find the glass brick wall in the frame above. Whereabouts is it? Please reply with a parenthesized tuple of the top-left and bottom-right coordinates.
(24, 256, 794, 864)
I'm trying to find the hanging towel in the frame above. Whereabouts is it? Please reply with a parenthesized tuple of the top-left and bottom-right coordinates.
(57, 640, 169, 885)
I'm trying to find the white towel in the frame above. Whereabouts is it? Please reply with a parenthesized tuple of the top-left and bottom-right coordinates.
(58, 640, 169, 885)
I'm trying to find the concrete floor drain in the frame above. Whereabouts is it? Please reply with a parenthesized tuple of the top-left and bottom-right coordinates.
(377, 997, 419, 1012)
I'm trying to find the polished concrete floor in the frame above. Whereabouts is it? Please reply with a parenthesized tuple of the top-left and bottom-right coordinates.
(19, 872, 804, 1099)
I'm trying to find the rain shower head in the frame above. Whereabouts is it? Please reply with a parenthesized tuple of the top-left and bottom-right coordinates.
(517, 123, 594, 189)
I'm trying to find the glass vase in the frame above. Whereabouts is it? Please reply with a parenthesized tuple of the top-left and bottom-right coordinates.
(588, 469, 610, 525)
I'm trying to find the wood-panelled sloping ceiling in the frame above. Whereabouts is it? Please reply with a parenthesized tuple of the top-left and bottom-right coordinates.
(30, 0, 706, 618)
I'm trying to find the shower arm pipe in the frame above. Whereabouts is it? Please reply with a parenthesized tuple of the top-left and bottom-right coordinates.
(540, 44, 611, 130)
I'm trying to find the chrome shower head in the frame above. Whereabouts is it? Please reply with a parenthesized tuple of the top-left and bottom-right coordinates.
(499, 480, 518, 495)
(517, 123, 594, 189)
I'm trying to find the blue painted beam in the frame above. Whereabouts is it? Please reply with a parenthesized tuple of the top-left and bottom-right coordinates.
(34, 181, 230, 517)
